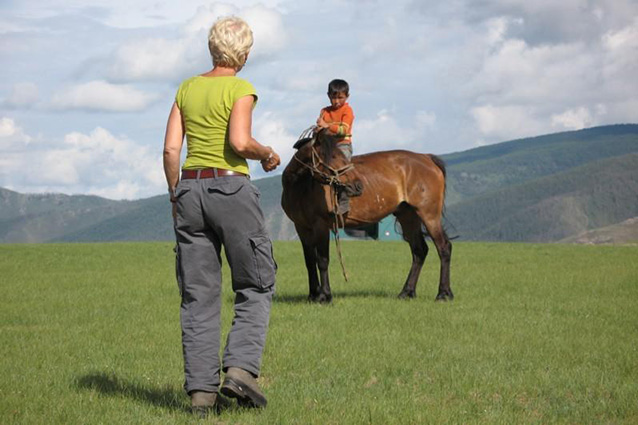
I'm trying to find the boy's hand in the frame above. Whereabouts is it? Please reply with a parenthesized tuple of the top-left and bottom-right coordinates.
(316, 116, 328, 129)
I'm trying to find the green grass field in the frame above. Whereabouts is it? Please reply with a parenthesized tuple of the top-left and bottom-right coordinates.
(1, 241, 637, 424)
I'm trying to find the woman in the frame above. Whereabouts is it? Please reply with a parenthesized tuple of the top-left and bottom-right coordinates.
(162, 16, 280, 414)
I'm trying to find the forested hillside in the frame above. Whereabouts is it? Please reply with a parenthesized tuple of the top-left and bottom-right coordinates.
(443, 124, 638, 204)
(1, 124, 637, 243)
(445, 154, 638, 241)
(0, 190, 134, 243)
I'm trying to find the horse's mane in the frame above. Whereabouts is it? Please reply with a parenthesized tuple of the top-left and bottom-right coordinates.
(293, 129, 341, 166)
(316, 130, 340, 165)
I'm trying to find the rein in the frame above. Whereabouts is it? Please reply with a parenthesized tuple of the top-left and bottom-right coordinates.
(292, 141, 355, 188)
(330, 183, 349, 282)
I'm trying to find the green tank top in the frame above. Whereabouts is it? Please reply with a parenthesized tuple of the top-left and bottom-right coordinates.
(175, 75, 257, 174)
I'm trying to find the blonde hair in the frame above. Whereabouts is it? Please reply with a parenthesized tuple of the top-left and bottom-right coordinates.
(208, 16, 253, 69)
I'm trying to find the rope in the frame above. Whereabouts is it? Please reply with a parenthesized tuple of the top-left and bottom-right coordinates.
(331, 184, 349, 282)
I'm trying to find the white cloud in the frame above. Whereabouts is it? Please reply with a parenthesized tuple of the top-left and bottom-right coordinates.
(0, 117, 19, 137)
(3, 82, 39, 108)
(106, 3, 287, 83)
(602, 17, 638, 50)
(471, 104, 545, 141)
(486, 17, 512, 46)
(454, 0, 638, 45)
(601, 17, 638, 96)
(415, 111, 437, 129)
(355, 109, 439, 153)
(551, 107, 595, 130)
(3, 0, 286, 29)
(107, 38, 197, 82)
(182, 4, 238, 35)
(251, 111, 297, 177)
(2, 0, 638, 198)
(243, 4, 287, 58)
(460, 11, 637, 144)
(50, 81, 158, 112)
(469, 38, 597, 106)
(0, 19, 35, 34)
(0, 117, 32, 151)
(0, 122, 164, 199)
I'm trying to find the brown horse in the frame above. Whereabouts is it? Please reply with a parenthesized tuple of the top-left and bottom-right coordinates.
(281, 129, 453, 303)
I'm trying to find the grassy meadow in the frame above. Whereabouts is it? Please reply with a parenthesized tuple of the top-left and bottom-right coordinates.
(1, 240, 637, 424)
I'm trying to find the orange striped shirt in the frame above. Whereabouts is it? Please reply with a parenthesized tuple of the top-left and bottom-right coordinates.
(320, 102, 354, 144)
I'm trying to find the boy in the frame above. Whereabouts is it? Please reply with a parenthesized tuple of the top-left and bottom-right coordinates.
(316, 79, 355, 214)
(316, 79, 354, 161)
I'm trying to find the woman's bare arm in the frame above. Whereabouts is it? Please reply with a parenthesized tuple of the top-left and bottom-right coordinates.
(163, 102, 184, 192)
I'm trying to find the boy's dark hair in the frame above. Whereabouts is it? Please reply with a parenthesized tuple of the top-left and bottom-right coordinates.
(328, 79, 349, 96)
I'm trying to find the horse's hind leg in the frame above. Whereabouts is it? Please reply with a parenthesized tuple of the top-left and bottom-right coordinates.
(416, 211, 453, 301)
(395, 206, 429, 299)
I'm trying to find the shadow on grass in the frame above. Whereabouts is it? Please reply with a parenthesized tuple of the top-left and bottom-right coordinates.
(274, 289, 394, 304)
(75, 372, 185, 413)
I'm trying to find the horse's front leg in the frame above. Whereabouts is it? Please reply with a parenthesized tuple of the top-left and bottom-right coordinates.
(297, 226, 321, 302)
(315, 229, 333, 304)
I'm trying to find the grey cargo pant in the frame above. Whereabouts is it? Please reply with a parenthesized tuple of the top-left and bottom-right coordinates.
(337, 143, 352, 212)
(173, 174, 276, 394)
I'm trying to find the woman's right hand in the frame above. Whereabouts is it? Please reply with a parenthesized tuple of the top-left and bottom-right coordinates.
(261, 150, 281, 172)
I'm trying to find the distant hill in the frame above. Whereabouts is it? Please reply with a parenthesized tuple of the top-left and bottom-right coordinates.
(445, 153, 638, 241)
(1, 124, 637, 243)
(443, 124, 638, 205)
(559, 217, 638, 245)
(52, 195, 172, 242)
(0, 178, 295, 243)
(0, 189, 133, 243)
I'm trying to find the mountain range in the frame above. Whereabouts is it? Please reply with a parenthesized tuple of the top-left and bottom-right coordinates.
(1, 124, 637, 244)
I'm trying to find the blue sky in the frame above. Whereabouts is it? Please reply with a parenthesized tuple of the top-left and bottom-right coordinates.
(1, 0, 637, 199)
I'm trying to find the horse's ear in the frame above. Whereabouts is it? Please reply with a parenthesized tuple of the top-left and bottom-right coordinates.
(293, 137, 313, 150)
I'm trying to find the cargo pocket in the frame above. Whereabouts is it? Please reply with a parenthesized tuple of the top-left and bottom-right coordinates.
(249, 234, 277, 289)
(174, 244, 184, 297)
(175, 186, 190, 199)
(207, 178, 245, 196)
(249, 182, 261, 199)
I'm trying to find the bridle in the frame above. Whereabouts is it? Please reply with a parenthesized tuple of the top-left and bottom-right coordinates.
(292, 127, 355, 189)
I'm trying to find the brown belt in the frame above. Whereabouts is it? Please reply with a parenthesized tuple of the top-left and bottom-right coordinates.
(181, 168, 247, 179)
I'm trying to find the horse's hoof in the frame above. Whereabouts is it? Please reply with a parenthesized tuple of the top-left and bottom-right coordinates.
(308, 293, 332, 304)
(398, 291, 416, 299)
(435, 293, 454, 302)
(318, 293, 332, 304)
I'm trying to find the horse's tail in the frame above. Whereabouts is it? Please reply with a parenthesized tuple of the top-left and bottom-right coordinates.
(427, 153, 447, 198)
(427, 154, 459, 240)
(428, 154, 446, 179)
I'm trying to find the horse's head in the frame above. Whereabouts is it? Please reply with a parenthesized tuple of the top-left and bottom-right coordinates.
(293, 128, 348, 170)
(286, 128, 359, 193)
